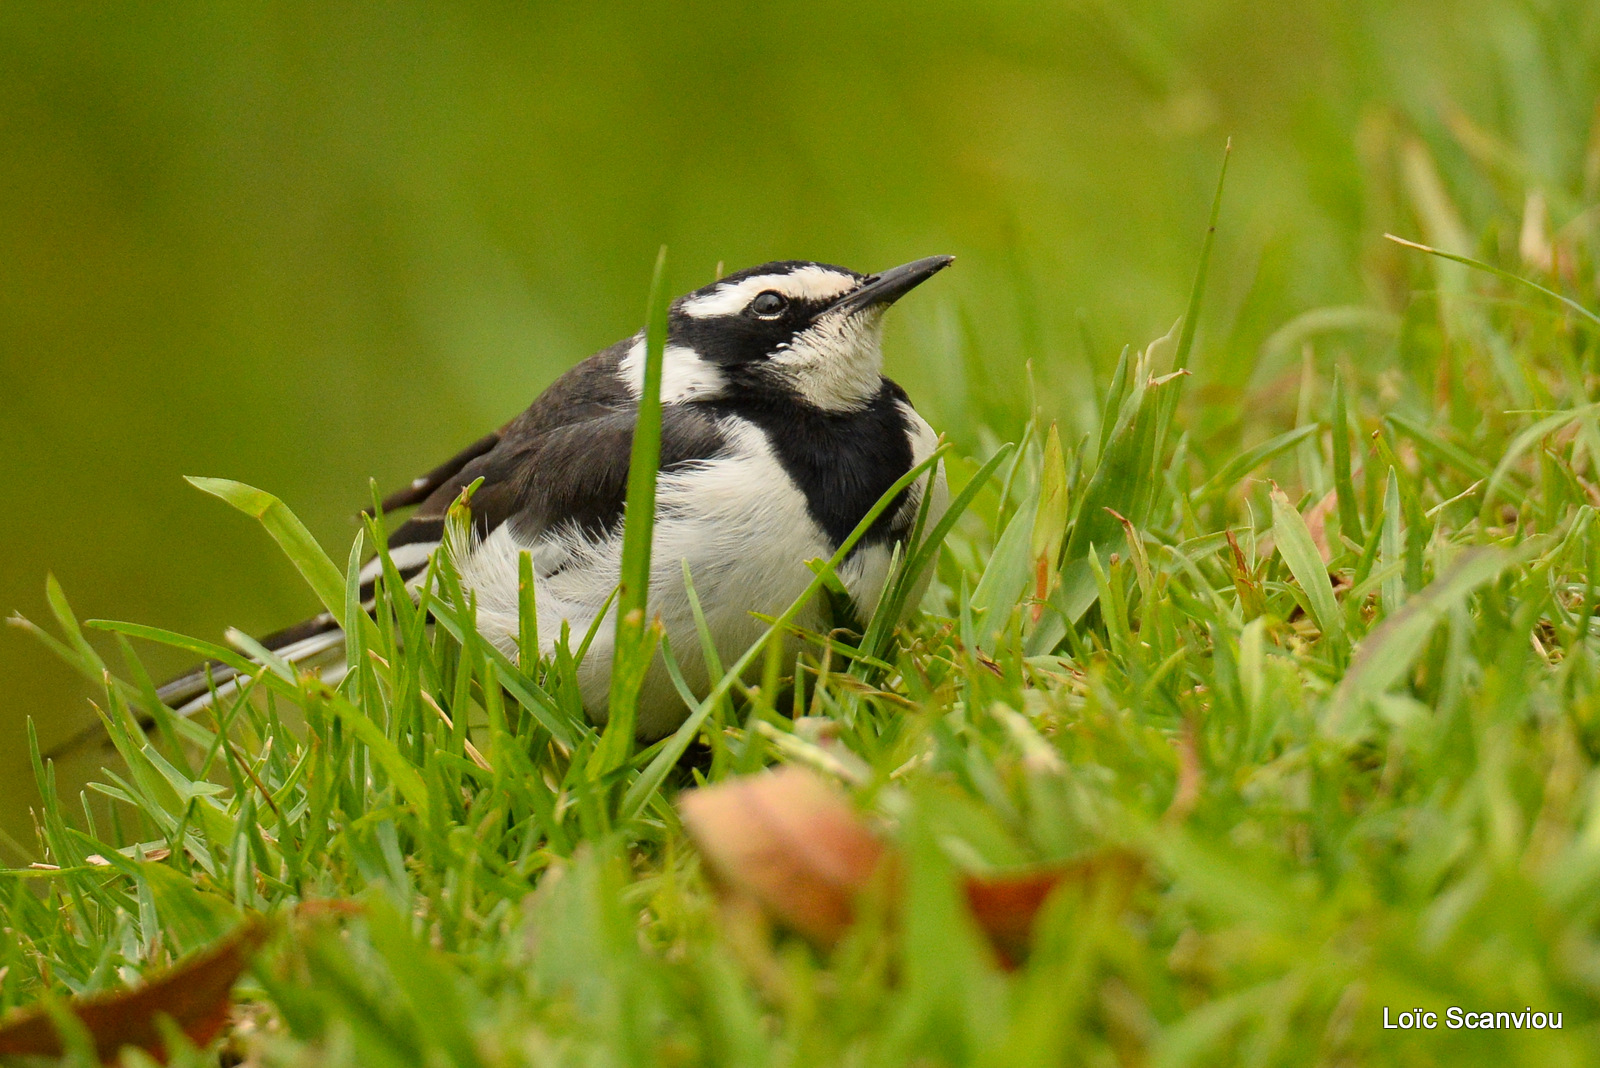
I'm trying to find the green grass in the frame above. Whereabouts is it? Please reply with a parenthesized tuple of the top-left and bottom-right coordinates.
(7, 115, 1600, 1065)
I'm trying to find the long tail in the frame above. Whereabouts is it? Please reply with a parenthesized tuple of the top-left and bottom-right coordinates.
(155, 611, 350, 715)
(55, 429, 499, 756)
(39, 611, 351, 761)
(156, 539, 440, 716)
(43, 549, 436, 761)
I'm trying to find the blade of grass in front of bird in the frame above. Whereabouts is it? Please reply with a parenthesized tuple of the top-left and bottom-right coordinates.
(655, 634, 701, 718)
(341, 528, 368, 707)
(224, 630, 300, 687)
(596, 245, 671, 776)
(423, 594, 583, 751)
(84, 621, 301, 705)
(856, 455, 939, 665)
(362, 507, 429, 746)
(680, 562, 732, 772)
(518, 550, 539, 676)
(113, 634, 196, 763)
(185, 479, 364, 639)
(863, 444, 1015, 662)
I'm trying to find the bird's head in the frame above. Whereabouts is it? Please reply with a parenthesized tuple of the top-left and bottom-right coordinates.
(621, 256, 953, 411)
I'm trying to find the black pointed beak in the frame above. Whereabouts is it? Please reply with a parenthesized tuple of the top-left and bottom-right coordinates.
(832, 255, 954, 314)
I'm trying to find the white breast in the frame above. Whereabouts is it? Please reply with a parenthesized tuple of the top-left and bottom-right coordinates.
(453, 417, 838, 739)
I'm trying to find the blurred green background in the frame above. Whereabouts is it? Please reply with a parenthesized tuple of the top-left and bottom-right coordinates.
(3, 0, 1594, 856)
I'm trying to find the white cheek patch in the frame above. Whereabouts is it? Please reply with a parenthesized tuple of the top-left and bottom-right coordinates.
(619, 337, 726, 402)
(679, 267, 859, 319)
(767, 308, 886, 411)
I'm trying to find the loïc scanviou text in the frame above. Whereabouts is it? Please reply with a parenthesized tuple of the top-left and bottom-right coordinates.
(1382, 1007, 1562, 1030)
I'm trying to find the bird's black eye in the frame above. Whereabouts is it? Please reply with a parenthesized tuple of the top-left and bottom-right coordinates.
(750, 290, 788, 318)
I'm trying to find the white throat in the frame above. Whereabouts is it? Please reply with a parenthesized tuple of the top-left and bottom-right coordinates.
(766, 308, 886, 412)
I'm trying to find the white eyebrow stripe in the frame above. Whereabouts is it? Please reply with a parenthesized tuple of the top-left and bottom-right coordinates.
(679, 267, 859, 318)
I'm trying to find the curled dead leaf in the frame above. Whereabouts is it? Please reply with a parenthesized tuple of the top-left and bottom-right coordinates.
(681, 766, 1144, 968)
(0, 917, 272, 1064)
(680, 765, 887, 946)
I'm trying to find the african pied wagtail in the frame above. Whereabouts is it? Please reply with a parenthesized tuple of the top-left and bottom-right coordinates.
(158, 256, 953, 740)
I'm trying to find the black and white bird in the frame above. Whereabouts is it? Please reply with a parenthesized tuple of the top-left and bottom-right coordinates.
(158, 256, 952, 740)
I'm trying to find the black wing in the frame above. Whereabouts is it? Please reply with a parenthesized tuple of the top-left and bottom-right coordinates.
(151, 336, 726, 714)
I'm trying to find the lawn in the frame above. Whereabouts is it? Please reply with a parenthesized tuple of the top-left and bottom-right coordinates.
(5, 5, 1600, 1066)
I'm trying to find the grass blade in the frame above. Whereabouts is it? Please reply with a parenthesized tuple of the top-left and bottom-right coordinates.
(1330, 369, 1362, 544)
(1191, 425, 1320, 504)
(1173, 139, 1233, 375)
(1269, 485, 1345, 646)
(186, 478, 349, 629)
(1381, 468, 1405, 615)
(1384, 233, 1600, 331)
(596, 245, 671, 774)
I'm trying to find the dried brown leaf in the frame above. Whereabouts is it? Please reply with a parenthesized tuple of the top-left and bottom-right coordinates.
(0, 917, 272, 1064)
(680, 766, 887, 946)
(966, 851, 1144, 969)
